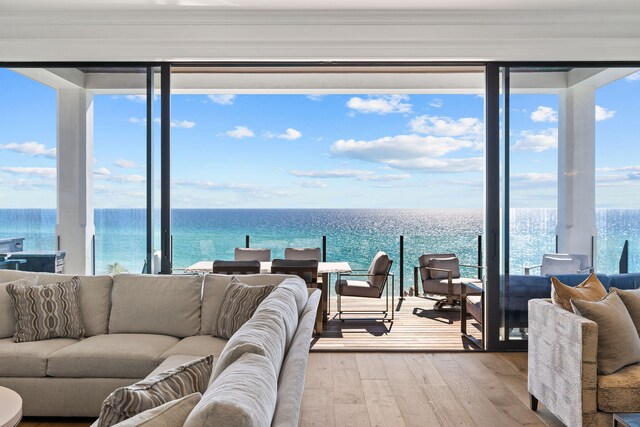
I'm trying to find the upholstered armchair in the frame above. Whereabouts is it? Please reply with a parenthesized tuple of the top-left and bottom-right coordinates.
(528, 299, 640, 426)
(524, 253, 593, 276)
(414, 253, 482, 310)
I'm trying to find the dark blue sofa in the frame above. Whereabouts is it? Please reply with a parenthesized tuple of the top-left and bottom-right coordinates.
(505, 272, 640, 330)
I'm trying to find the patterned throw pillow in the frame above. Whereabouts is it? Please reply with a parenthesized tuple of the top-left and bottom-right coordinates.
(97, 355, 214, 427)
(551, 273, 607, 312)
(6, 277, 85, 343)
(211, 278, 275, 339)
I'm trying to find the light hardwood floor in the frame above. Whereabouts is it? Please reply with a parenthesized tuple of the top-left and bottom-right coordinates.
(19, 352, 562, 427)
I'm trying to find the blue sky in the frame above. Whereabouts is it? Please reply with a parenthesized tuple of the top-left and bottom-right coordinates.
(1, 68, 639, 209)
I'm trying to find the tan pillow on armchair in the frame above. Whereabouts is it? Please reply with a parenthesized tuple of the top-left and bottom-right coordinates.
(550, 273, 607, 312)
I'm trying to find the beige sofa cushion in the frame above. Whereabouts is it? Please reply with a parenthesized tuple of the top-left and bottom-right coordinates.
(211, 278, 275, 339)
(0, 276, 37, 338)
(47, 334, 179, 378)
(112, 393, 202, 427)
(161, 336, 228, 360)
(200, 274, 293, 336)
(276, 277, 309, 317)
(98, 355, 213, 427)
(109, 274, 202, 338)
(0, 270, 112, 337)
(571, 291, 640, 375)
(597, 363, 640, 412)
(0, 337, 79, 377)
(211, 285, 299, 381)
(184, 353, 277, 427)
(614, 288, 640, 334)
(551, 273, 607, 312)
(147, 355, 205, 379)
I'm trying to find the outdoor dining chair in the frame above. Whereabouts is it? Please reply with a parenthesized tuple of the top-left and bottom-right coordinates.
(414, 253, 482, 311)
(284, 247, 322, 261)
(270, 258, 319, 287)
(234, 247, 271, 262)
(335, 251, 394, 321)
(212, 260, 261, 275)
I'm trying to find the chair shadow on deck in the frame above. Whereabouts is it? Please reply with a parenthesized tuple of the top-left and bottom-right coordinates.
(321, 314, 393, 338)
(412, 306, 457, 325)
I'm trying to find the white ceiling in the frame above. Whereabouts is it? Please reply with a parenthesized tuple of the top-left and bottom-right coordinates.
(3, 0, 640, 10)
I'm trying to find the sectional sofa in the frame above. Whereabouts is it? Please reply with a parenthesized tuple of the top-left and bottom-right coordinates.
(0, 270, 320, 426)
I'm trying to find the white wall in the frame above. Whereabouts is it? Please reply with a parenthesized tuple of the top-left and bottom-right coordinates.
(1, 10, 640, 62)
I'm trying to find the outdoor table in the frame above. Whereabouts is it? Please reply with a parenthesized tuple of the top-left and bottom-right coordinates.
(184, 260, 352, 324)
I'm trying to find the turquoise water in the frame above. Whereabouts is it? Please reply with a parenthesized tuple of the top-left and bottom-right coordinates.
(1, 209, 638, 293)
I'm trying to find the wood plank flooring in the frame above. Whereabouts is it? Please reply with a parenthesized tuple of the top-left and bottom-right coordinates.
(311, 296, 481, 351)
(19, 353, 562, 427)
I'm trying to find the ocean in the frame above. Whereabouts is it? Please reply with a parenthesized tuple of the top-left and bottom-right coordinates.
(1, 208, 638, 294)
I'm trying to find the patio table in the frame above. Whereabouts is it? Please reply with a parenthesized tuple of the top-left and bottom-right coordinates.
(184, 260, 352, 324)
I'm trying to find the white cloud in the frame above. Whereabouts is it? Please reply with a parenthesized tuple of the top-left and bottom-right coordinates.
(1, 167, 56, 179)
(595, 105, 616, 121)
(208, 95, 236, 105)
(512, 129, 558, 152)
(625, 71, 640, 81)
(597, 165, 640, 173)
(268, 128, 302, 141)
(298, 180, 327, 188)
(306, 94, 324, 101)
(409, 115, 483, 137)
(129, 117, 145, 124)
(94, 167, 111, 176)
(530, 106, 558, 123)
(174, 179, 291, 199)
(130, 117, 195, 128)
(125, 95, 146, 103)
(114, 159, 139, 169)
(330, 133, 482, 173)
(290, 169, 412, 182)
(0, 141, 56, 159)
(511, 173, 556, 185)
(346, 95, 412, 115)
(171, 120, 196, 129)
(429, 98, 444, 108)
(226, 126, 254, 139)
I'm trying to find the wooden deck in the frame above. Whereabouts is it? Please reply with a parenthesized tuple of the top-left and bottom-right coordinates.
(311, 296, 481, 351)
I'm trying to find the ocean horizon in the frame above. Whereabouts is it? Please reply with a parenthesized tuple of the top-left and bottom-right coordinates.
(1, 208, 638, 293)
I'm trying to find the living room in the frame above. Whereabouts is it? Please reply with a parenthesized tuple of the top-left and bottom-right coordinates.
(1, 1, 640, 426)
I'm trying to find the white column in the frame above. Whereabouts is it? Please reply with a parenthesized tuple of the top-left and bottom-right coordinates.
(556, 84, 596, 266)
(56, 89, 94, 275)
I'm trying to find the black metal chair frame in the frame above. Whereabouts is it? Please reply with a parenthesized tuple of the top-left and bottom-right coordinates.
(211, 260, 261, 275)
(336, 261, 394, 322)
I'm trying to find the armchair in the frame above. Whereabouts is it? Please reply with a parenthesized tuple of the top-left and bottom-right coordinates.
(414, 253, 482, 310)
(524, 253, 593, 276)
(335, 251, 394, 321)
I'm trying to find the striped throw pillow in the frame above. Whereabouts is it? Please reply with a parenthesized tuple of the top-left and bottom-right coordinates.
(97, 355, 214, 427)
(211, 278, 275, 339)
(6, 277, 85, 343)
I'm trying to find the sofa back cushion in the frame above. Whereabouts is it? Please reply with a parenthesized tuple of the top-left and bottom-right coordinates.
(614, 288, 640, 335)
(0, 276, 37, 338)
(211, 284, 300, 382)
(184, 353, 277, 427)
(0, 270, 112, 337)
(200, 273, 293, 336)
(109, 274, 202, 337)
(608, 273, 640, 290)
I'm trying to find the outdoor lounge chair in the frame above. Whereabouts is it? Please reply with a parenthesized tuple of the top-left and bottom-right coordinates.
(271, 258, 319, 287)
(212, 260, 261, 275)
(524, 253, 592, 275)
(234, 247, 271, 262)
(414, 253, 482, 311)
(335, 251, 394, 321)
